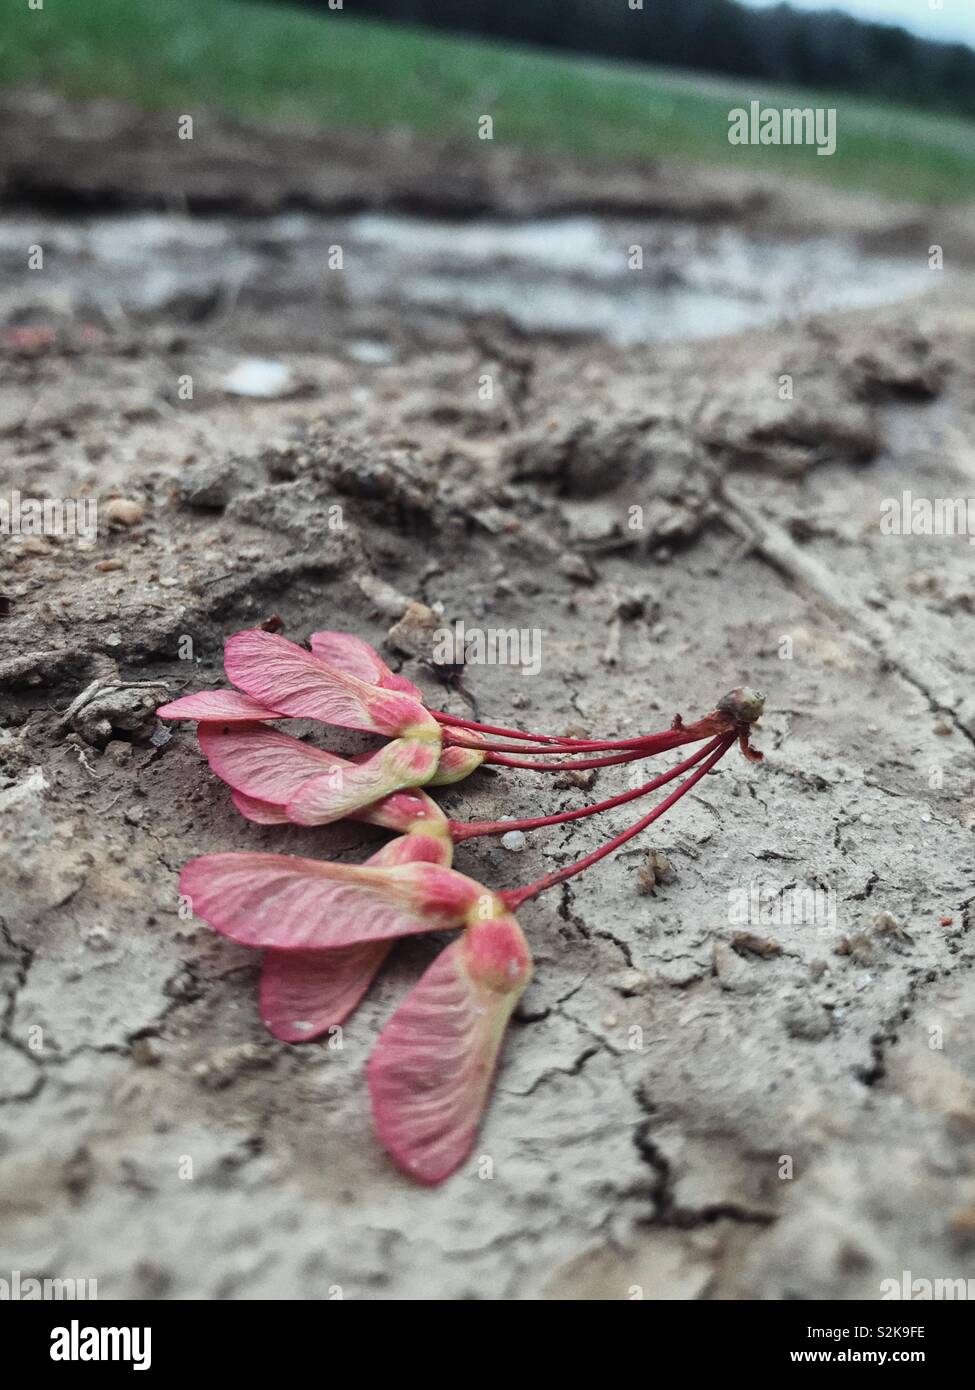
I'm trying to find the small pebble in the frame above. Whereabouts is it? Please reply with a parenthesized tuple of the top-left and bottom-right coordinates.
(131, 1037, 163, 1067)
(105, 497, 144, 527)
(782, 997, 834, 1041)
(553, 767, 596, 790)
(611, 969, 652, 997)
(638, 848, 675, 893)
(221, 359, 294, 399)
(558, 552, 595, 584)
(82, 925, 114, 951)
(501, 830, 526, 852)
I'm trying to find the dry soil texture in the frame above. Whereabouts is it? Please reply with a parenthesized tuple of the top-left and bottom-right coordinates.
(2, 97, 975, 1300)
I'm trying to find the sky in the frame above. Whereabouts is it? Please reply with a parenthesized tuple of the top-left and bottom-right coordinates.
(741, 0, 975, 47)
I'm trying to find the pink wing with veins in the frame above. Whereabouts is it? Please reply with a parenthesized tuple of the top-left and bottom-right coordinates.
(259, 832, 453, 1043)
(179, 855, 477, 950)
(199, 724, 448, 828)
(230, 789, 290, 824)
(157, 690, 279, 722)
(368, 914, 532, 1184)
(197, 721, 346, 804)
(309, 631, 423, 701)
(224, 628, 431, 737)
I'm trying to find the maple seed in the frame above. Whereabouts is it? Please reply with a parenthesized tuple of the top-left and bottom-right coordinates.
(165, 625, 768, 1184)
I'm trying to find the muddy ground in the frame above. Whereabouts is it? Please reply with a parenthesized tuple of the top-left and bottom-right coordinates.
(2, 94, 975, 1300)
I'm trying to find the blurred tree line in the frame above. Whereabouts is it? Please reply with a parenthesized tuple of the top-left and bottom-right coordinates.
(280, 0, 975, 119)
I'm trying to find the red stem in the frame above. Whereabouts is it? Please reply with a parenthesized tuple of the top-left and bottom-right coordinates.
(480, 719, 722, 770)
(436, 710, 687, 752)
(437, 709, 742, 759)
(433, 711, 577, 744)
(501, 735, 736, 909)
(484, 747, 656, 772)
(449, 737, 723, 842)
(446, 732, 677, 755)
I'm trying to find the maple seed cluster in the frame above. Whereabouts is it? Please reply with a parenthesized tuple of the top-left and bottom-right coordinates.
(159, 628, 765, 1185)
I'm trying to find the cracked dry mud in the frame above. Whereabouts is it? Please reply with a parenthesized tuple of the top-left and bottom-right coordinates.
(3, 97, 975, 1300)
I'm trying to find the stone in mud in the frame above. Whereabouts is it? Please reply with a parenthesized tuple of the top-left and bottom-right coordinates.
(697, 363, 880, 475)
(224, 479, 358, 562)
(503, 416, 659, 498)
(296, 433, 437, 530)
(712, 940, 763, 994)
(59, 678, 169, 747)
(847, 333, 948, 402)
(732, 931, 782, 959)
(610, 968, 652, 997)
(181, 459, 252, 510)
(385, 600, 442, 662)
(781, 996, 834, 1041)
(0, 769, 87, 923)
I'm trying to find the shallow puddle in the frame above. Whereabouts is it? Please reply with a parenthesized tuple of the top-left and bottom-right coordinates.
(0, 211, 931, 346)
